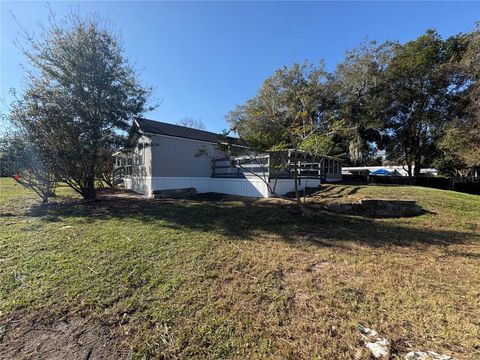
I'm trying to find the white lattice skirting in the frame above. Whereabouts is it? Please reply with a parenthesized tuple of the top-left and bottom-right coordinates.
(125, 176, 323, 198)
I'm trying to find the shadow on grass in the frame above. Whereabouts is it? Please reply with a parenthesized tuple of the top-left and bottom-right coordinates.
(25, 189, 479, 251)
(312, 185, 365, 199)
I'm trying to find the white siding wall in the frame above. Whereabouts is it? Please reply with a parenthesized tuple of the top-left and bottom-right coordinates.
(151, 177, 268, 197)
(126, 176, 323, 198)
(271, 179, 321, 196)
(131, 176, 152, 196)
(150, 135, 224, 177)
(124, 176, 322, 198)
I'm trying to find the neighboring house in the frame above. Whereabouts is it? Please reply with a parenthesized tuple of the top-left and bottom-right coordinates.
(342, 166, 438, 177)
(114, 118, 342, 198)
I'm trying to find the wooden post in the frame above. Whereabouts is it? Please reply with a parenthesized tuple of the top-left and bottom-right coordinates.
(267, 154, 270, 182)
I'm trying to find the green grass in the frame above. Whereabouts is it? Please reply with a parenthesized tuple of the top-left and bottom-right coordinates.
(1, 178, 479, 359)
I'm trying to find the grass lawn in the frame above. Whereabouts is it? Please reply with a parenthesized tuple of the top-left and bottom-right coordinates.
(1, 178, 479, 359)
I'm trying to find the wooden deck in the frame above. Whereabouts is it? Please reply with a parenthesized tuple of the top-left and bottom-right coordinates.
(211, 151, 342, 182)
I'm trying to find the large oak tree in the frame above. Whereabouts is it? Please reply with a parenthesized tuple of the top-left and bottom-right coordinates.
(381, 30, 465, 180)
(436, 25, 480, 176)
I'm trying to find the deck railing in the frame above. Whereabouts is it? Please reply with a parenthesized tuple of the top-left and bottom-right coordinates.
(113, 166, 126, 186)
(212, 152, 342, 181)
(212, 156, 270, 178)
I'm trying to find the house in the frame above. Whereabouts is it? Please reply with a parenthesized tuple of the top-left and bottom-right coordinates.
(113, 118, 342, 198)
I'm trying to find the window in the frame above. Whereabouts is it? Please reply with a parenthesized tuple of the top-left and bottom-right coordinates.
(137, 144, 145, 165)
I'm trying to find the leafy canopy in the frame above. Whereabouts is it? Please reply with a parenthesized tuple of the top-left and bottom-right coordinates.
(10, 11, 153, 199)
(227, 61, 337, 154)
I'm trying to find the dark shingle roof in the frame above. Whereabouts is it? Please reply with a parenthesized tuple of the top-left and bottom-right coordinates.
(135, 117, 235, 144)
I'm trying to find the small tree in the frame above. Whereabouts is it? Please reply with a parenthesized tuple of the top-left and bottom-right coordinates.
(6, 133, 56, 204)
(10, 11, 153, 200)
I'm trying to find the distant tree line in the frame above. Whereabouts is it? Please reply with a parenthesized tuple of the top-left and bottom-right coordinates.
(228, 25, 480, 181)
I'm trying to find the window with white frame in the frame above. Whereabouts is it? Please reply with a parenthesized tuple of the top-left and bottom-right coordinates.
(137, 144, 145, 166)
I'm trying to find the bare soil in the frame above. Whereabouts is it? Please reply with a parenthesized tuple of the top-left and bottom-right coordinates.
(0, 311, 129, 360)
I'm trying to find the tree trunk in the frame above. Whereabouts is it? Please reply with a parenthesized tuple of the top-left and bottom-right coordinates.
(413, 156, 421, 184)
(84, 151, 98, 200)
(83, 176, 96, 200)
(406, 163, 414, 184)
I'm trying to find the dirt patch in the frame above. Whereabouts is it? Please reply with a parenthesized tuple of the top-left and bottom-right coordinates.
(292, 291, 310, 305)
(308, 260, 332, 273)
(0, 312, 129, 360)
(96, 187, 148, 200)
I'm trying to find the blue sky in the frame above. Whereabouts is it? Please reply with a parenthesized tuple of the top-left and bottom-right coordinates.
(1, 1, 479, 133)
